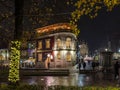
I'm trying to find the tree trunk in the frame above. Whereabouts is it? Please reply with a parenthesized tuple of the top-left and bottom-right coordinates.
(14, 0, 23, 40)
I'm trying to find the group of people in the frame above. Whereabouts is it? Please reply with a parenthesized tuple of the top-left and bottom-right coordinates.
(78, 61, 86, 70)
(78, 59, 99, 70)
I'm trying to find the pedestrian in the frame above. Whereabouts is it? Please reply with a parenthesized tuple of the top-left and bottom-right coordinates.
(92, 61, 95, 70)
(117, 66, 120, 86)
(78, 62, 81, 70)
(48, 57, 50, 69)
(114, 61, 119, 79)
(88, 60, 91, 65)
(83, 61, 86, 70)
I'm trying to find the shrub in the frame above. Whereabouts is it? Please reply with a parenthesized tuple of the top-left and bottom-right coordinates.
(0, 83, 9, 90)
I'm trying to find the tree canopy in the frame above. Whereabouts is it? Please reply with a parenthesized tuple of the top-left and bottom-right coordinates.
(68, 0, 120, 36)
(0, 0, 120, 48)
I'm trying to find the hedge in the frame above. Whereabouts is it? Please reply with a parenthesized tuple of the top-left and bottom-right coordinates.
(0, 83, 120, 90)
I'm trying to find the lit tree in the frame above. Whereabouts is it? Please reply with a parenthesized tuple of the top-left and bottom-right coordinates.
(8, 0, 23, 84)
(68, 0, 120, 36)
(8, 0, 53, 83)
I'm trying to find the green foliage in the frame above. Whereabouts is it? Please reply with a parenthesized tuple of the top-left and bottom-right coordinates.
(69, 0, 120, 37)
(8, 40, 21, 83)
(0, 85, 120, 90)
(0, 83, 8, 90)
(24, 0, 53, 29)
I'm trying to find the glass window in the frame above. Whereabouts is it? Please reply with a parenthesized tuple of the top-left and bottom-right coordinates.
(66, 52, 71, 61)
(38, 41, 42, 49)
(45, 39, 50, 48)
(66, 37, 71, 48)
(56, 38, 61, 49)
(57, 51, 61, 59)
(38, 53, 42, 61)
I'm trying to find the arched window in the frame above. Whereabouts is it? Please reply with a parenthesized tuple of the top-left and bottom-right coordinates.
(38, 40, 42, 49)
(66, 52, 71, 61)
(38, 53, 42, 61)
(45, 39, 50, 48)
(56, 38, 61, 49)
(66, 37, 71, 48)
(57, 51, 61, 60)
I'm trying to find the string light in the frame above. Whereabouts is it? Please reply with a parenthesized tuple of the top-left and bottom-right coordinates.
(8, 40, 21, 83)
(36, 23, 73, 35)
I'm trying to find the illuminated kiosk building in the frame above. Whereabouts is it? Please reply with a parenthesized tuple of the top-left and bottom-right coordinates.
(35, 23, 77, 68)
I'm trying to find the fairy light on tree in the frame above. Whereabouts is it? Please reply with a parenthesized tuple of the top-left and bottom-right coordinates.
(8, 0, 23, 84)
(8, 41, 21, 83)
(8, 0, 53, 84)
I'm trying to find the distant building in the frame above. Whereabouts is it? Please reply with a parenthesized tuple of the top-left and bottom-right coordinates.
(1, 23, 77, 69)
(34, 23, 77, 68)
(0, 49, 9, 66)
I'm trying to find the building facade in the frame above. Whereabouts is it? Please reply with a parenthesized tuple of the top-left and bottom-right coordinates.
(35, 23, 77, 68)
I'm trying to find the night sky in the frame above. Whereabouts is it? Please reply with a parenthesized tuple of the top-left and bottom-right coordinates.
(78, 5, 120, 52)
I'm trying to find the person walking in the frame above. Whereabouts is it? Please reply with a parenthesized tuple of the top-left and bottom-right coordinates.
(78, 62, 81, 70)
(92, 61, 95, 70)
(114, 61, 119, 79)
(83, 61, 86, 70)
(48, 57, 51, 69)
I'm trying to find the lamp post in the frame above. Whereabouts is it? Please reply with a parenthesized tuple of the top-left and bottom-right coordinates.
(76, 39, 79, 65)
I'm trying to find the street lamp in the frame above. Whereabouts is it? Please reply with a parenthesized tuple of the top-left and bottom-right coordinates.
(105, 48, 108, 52)
(118, 48, 120, 53)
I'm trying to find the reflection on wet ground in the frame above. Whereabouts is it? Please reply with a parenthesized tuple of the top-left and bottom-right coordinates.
(0, 64, 118, 87)
(20, 72, 118, 87)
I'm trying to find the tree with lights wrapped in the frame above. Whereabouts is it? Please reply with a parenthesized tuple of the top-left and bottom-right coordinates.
(8, 41, 21, 83)
(8, 0, 53, 84)
(8, 0, 23, 84)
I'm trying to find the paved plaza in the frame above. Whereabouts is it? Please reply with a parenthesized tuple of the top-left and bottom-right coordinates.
(0, 62, 120, 87)
(20, 67, 119, 87)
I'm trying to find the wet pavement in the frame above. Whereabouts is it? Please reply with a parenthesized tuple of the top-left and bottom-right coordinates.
(0, 63, 119, 87)
(20, 69, 118, 87)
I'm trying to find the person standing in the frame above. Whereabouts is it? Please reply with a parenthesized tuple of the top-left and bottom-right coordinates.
(48, 57, 51, 69)
(45, 57, 50, 69)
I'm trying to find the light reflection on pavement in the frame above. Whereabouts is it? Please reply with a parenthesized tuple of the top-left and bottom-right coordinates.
(20, 65, 118, 87)
(20, 71, 117, 87)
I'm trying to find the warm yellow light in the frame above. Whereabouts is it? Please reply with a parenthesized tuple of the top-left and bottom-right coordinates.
(36, 23, 73, 35)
